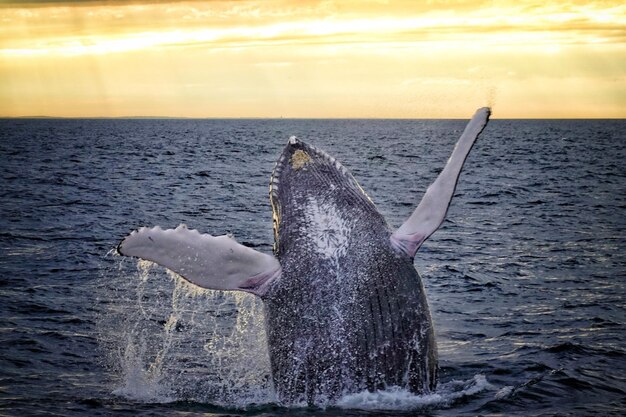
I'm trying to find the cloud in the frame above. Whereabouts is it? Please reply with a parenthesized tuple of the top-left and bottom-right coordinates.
(2, 1, 625, 58)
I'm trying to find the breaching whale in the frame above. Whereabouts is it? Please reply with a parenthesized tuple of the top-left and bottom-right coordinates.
(117, 107, 491, 405)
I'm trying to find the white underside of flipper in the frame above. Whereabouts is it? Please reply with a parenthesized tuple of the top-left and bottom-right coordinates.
(118, 225, 281, 297)
(391, 107, 491, 257)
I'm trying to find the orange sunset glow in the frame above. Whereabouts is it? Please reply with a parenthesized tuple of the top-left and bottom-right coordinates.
(1, 0, 624, 118)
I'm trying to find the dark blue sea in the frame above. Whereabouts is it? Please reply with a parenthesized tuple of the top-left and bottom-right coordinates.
(0, 118, 624, 416)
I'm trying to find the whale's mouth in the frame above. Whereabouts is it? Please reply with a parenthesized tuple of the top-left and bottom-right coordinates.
(269, 137, 375, 255)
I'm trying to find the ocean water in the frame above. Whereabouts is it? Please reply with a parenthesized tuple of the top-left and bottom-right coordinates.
(0, 118, 624, 416)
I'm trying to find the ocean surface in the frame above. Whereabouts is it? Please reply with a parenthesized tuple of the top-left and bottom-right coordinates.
(0, 118, 624, 416)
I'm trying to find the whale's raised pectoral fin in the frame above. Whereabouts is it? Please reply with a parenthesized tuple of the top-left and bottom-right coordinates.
(117, 225, 281, 297)
(391, 107, 491, 257)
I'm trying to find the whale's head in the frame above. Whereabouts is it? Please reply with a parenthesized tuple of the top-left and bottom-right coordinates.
(269, 137, 381, 256)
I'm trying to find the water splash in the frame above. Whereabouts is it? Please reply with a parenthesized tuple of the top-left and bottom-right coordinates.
(336, 374, 494, 411)
(111, 332, 173, 403)
(102, 258, 499, 411)
(109, 260, 173, 402)
(104, 259, 275, 405)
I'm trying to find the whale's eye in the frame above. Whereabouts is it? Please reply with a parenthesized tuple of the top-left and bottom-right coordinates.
(290, 150, 310, 170)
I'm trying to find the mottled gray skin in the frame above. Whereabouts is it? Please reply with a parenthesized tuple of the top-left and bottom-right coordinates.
(263, 139, 437, 405)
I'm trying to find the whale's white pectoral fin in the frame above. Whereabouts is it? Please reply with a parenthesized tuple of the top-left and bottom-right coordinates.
(117, 225, 281, 297)
(391, 107, 491, 257)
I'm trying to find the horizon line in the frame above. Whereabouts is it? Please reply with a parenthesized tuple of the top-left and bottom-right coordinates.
(3, 115, 625, 121)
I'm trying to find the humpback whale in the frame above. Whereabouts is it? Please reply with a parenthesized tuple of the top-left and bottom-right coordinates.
(117, 107, 491, 405)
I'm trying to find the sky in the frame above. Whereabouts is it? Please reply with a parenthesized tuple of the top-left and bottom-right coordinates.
(0, 0, 624, 118)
